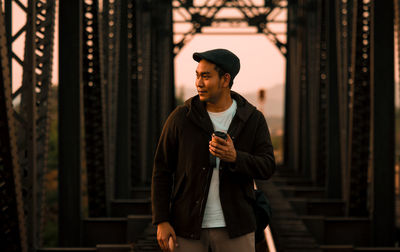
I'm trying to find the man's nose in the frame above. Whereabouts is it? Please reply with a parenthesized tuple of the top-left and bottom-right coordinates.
(196, 78, 204, 87)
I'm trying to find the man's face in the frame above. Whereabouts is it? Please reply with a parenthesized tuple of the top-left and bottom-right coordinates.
(195, 59, 228, 103)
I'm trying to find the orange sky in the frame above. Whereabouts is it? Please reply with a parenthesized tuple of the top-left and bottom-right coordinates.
(173, 1, 287, 97)
(174, 34, 286, 97)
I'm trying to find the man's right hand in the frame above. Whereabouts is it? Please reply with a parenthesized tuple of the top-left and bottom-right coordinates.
(157, 222, 178, 251)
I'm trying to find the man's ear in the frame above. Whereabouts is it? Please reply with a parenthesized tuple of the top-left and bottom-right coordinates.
(223, 73, 231, 88)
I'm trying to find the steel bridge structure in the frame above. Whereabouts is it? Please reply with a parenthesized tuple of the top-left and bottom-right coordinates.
(0, 0, 399, 251)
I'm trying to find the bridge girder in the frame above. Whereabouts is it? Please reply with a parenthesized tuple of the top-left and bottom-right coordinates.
(172, 0, 287, 56)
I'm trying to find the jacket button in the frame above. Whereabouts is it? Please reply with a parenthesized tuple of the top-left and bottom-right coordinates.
(195, 200, 200, 204)
(202, 167, 206, 171)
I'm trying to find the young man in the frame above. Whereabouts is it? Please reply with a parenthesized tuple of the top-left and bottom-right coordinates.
(151, 48, 275, 252)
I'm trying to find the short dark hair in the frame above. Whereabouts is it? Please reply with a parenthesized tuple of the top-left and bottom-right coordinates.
(214, 65, 233, 88)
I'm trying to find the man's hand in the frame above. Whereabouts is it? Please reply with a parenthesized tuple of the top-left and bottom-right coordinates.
(209, 133, 237, 162)
(157, 222, 178, 251)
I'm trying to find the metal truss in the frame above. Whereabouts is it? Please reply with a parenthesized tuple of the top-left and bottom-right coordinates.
(33, 1, 56, 246)
(172, 0, 287, 56)
(284, 0, 395, 244)
(83, 0, 108, 217)
(0, 1, 27, 251)
(4, 0, 56, 249)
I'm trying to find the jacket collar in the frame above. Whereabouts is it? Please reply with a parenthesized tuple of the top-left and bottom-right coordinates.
(184, 91, 256, 136)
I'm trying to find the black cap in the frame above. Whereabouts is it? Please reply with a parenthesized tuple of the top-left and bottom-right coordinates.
(193, 48, 240, 81)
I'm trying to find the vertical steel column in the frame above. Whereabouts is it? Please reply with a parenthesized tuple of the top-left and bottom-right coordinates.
(305, 0, 321, 184)
(59, 0, 83, 246)
(156, 0, 175, 127)
(34, 1, 56, 247)
(145, 0, 175, 185)
(4, 0, 11, 81)
(285, 0, 302, 173)
(283, 0, 294, 168)
(82, 0, 108, 217)
(136, 0, 152, 185)
(299, 0, 310, 178)
(316, 0, 328, 187)
(102, 0, 121, 199)
(148, 4, 158, 186)
(325, 0, 341, 198)
(347, 0, 371, 217)
(115, 0, 132, 198)
(342, 0, 357, 205)
(371, 0, 395, 245)
(142, 0, 152, 185)
(129, 0, 141, 189)
(336, 0, 353, 201)
(19, 1, 38, 250)
(0, 3, 27, 251)
(294, 0, 305, 175)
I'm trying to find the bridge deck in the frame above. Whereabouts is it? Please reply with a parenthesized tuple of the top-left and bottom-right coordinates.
(259, 175, 321, 252)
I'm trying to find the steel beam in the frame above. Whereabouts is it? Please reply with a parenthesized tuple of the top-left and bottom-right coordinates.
(135, 0, 152, 186)
(4, 0, 11, 82)
(285, 0, 301, 174)
(347, 0, 371, 217)
(19, 1, 38, 250)
(58, 0, 83, 246)
(298, 0, 309, 179)
(172, 0, 288, 56)
(283, 0, 294, 168)
(102, 0, 121, 201)
(115, 0, 132, 198)
(336, 0, 354, 202)
(371, 0, 395, 245)
(146, 0, 175, 184)
(3, 1, 56, 250)
(324, 0, 341, 198)
(34, 1, 56, 247)
(316, 0, 328, 186)
(128, 0, 140, 190)
(304, 0, 321, 185)
(82, 0, 108, 217)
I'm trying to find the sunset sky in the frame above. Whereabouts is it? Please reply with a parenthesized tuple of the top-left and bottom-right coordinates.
(174, 34, 286, 97)
(173, 0, 287, 98)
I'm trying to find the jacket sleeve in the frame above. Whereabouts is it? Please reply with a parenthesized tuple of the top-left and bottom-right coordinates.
(151, 108, 180, 225)
(230, 112, 276, 180)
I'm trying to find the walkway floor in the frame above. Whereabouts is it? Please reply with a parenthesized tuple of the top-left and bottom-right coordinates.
(259, 175, 321, 252)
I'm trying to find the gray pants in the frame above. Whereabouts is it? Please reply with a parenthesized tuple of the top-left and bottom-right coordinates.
(175, 228, 255, 252)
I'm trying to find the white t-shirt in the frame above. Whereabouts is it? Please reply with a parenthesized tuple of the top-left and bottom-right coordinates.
(202, 99, 237, 228)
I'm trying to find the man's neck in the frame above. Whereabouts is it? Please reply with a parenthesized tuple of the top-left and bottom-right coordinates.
(206, 93, 233, 113)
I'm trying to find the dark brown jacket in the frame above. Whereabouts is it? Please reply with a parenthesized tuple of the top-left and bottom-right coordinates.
(151, 91, 276, 239)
